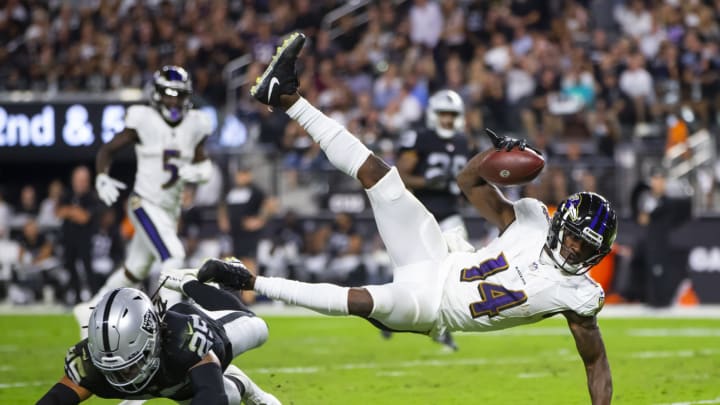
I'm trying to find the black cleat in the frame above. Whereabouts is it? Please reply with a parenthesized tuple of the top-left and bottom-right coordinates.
(198, 258, 254, 290)
(250, 32, 306, 107)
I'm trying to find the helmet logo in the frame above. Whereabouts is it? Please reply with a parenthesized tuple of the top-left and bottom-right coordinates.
(141, 311, 156, 334)
(500, 169, 510, 178)
(564, 194, 581, 220)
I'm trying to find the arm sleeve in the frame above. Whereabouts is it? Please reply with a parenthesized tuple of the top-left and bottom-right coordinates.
(574, 282, 606, 317)
(36, 383, 81, 405)
(189, 362, 228, 405)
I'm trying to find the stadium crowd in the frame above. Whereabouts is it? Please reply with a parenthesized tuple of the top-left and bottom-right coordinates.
(2, 0, 720, 306)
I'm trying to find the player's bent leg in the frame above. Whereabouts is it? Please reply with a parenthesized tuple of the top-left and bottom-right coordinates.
(221, 314, 269, 357)
(366, 167, 449, 268)
(356, 154, 392, 189)
(363, 282, 437, 333)
(285, 96, 373, 181)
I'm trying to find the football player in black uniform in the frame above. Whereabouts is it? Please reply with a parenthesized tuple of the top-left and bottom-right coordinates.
(394, 90, 473, 351)
(37, 265, 280, 405)
(396, 89, 473, 240)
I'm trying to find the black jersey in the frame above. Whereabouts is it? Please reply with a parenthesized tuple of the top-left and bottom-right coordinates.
(63, 303, 232, 401)
(398, 127, 472, 221)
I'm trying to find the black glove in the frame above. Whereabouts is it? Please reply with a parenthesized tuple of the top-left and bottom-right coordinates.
(485, 128, 540, 154)
(197, 258, 254, 290)
(425, 173, 452, 191)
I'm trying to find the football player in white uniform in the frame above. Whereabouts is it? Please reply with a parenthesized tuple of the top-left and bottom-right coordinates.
(195, 33, 616, 404)
(75, 66, 214, 335)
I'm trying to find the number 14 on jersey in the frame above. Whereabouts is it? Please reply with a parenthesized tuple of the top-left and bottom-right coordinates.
(460, 253, 528, 318)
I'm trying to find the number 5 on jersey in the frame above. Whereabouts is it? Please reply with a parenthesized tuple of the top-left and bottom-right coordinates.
(461, 253, 528, 318)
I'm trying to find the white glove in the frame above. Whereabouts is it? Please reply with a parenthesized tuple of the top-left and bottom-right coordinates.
(95, 173, 126, 206)
(178, 159, 212, 184)
(160, 268, 200, 294)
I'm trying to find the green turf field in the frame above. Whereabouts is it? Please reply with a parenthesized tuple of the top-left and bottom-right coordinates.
(1, 313, 719, 404)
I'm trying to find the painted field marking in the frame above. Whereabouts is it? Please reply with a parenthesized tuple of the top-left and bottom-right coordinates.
(246, 348, 720, 375)
(627, 328, 720, 337)
(654, 397, 720, 405)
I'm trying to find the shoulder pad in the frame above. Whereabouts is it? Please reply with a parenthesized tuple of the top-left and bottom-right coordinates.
(124, 105, 152, 129)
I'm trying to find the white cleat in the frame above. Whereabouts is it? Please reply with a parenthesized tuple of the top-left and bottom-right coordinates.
(159, 268, 199, 293)
(225, 364, 281, 405)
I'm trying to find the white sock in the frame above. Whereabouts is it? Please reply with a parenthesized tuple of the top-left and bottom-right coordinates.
(254, 276, 349, 315)
(286, 97, 372, 179)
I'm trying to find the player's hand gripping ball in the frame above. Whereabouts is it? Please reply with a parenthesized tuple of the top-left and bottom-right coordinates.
(476, 129, 545, 186)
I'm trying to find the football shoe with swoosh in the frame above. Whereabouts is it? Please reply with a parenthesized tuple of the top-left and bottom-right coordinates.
(250, 32, 306, 107)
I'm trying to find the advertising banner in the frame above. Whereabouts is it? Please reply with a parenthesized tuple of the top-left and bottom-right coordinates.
(0, 102, 133, 161)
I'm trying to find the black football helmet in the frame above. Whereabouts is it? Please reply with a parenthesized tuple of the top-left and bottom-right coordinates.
(545, 192, 617, 275)
(151, 65, 192, 124)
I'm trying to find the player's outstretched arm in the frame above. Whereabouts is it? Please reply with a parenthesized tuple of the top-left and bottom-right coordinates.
(564, 311, 613, 405)
(188, 352, 228, 405)
(457, 153, 515, 232)
(36, 376, 92, 405)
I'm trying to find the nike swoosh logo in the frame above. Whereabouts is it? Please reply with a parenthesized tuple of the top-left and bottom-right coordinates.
(268, 77, 280, 103)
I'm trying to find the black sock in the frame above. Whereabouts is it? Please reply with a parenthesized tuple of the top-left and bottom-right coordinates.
(183, 280, 253, 312)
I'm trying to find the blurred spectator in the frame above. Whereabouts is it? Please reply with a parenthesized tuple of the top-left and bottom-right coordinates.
(257, 211, 303, 279)
(324, 213, 365, 285)
(10, 184, 39, 229)
(218, 164, 278, 303)
(614, 0, 653, 39)
(0, 187, 10, 239)
(90, 208, 124, 290)
(409, 0, 443, 49)
(56, 166, 98, 303)
(15, 218, 58, 303)
(618, 53, 657, 133)
(632, 167, 692, 306)
(37, 179, 64, 231)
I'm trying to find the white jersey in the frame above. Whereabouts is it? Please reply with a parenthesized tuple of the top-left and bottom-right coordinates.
(125, 105, 212, 213)
(438, 198, 605, 333)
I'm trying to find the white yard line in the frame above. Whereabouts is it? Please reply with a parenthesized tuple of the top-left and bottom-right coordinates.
(0, 381, 52, 389)
(246, 347, 720, 375)
(627, 328, 720, 337)
(654, 398, 720, 405)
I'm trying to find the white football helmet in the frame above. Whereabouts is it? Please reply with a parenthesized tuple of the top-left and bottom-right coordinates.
(151, 65, 193, 124)
(86, 288, 161, 393)
(426, 89, 465, 139)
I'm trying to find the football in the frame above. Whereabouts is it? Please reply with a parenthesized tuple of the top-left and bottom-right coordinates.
(475, 147, 545, 185)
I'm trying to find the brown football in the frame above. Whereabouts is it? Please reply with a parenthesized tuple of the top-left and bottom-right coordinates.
(475, 148, 545, 186)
